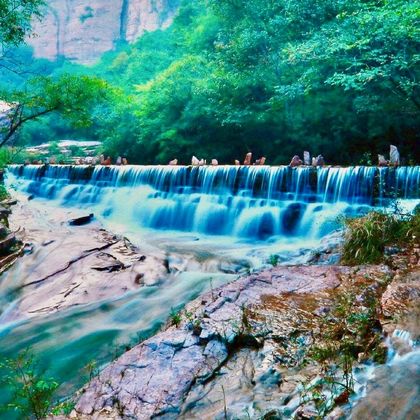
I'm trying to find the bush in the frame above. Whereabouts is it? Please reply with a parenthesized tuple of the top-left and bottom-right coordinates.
(341, 208, 420, 265)
(0, 350, 59, 419)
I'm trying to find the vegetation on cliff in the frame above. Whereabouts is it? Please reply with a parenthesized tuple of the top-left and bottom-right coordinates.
(1, 0, 419, 163)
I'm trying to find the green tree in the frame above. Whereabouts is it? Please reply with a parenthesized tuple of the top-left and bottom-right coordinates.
(0, 350, 58, 419)
(0, 0, 45, 50)
(0, 74, 111, 147)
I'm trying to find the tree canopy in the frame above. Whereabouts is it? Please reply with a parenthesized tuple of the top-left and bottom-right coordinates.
(0, 0, 45, 51)
(3, 0, 420, 164)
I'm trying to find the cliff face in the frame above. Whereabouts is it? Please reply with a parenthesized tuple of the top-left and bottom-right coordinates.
(28, 0, 180, 64)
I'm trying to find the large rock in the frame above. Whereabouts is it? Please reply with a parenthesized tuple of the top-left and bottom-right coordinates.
(73, 265, 364, 419)
(28, 0, 181, 64)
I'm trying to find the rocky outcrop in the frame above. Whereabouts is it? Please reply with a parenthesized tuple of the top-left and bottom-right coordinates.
(28, 0, 181, 64)
(72, 264, 394, 419)
(1, 198, 168, 323)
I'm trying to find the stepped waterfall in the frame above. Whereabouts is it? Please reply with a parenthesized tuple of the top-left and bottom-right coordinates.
(7, 165, 420, 241)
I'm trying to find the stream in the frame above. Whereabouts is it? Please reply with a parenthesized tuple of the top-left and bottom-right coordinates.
(0, 165, 419, 418)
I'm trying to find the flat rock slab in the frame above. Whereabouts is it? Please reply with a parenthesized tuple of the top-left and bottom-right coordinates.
(0, 199, 168, 324)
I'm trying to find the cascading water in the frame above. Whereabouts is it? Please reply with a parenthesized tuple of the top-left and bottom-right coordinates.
(1, 164, 419, 419)
(8, 164, 419, 242)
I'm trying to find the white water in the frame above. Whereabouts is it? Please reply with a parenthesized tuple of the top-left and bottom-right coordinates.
(8, 165, 419, 247)
(0, 165, 419, 418)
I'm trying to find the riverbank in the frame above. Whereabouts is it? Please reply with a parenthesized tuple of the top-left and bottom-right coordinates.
(1, 165, 419, 419)
(68, 246, 419, 419)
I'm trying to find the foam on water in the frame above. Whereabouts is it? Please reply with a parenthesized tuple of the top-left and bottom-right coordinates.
(7, 165, 419, 244)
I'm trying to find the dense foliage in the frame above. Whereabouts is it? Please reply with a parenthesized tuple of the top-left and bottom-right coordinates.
(0, 75, 112, 147)
(2, 0, 420, 164)
(0, 0, 45, 50)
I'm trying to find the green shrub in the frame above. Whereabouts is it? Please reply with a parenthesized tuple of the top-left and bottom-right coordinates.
(0, 350, 59, 419)
(341, 209, 420, 265)
(268, 254, 280, 266)
(0, 185, 10, 201)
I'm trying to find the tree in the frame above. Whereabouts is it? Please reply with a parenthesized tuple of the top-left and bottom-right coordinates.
(0, 349, 58, 419)
(0, 0, 45, 56)
(0, 74, 111, 147)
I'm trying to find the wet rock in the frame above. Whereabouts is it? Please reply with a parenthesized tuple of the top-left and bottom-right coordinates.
(315, 155, 325, 166)
(0, 233, 17, 256)
(384, 246, 401, 256)
(381, 269, 420, 317)
(244, 152, 252, 165)
(69, 213, 94, 226)
(296, 402, 318, 419)
(74, 266, 343, 418)
(23, 243, 34, 255)
(378, 154, 388, 167)
(0, 223, 8, 239)
(350, 351, 420, 419)
(0, 205, 11, 219)
(1, 198, 17, 206)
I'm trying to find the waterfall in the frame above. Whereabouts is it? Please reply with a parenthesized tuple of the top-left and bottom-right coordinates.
(6, 165, 420, 241)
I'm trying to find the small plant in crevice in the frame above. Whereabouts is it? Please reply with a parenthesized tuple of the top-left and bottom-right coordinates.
(50, 399, 76, 416)
(301, 283, 384, 416)
(83, 360, 98, 381)
(268, 254, 280, 267)
(170, 307, 182, 327)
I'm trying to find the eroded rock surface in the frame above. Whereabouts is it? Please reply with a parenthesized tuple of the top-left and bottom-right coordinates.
(73, 265, 393, 419)
(0, 198, 168, 324)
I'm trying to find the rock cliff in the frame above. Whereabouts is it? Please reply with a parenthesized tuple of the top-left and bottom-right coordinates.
(28, 0, 181, 64)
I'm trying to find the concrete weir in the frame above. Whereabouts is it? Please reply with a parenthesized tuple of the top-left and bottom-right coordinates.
(6, 165, 420, 241)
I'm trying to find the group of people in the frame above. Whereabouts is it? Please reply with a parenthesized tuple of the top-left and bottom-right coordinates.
(168, 152, 324, 167)
(169, 145, 401, 168)
(25, 145, 401, 168)
(74, 155, 129, 166)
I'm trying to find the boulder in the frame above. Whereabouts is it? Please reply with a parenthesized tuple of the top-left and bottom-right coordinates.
(211, 159, 218, 166)
(0, 233, 17, 256)
(74, 265, 344, 419)
(168, 159, 178, 166)
(244, 152, 252, 165)
(378, 154, 388, 167)
(315, 155, 325, 166)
